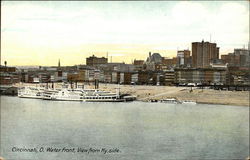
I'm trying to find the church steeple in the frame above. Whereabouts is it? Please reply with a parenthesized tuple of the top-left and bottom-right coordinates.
(58, 59, 61, 67)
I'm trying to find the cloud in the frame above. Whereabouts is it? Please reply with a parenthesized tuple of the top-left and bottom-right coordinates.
(171, 1, 208, 26)
(1, 1, 249, 65)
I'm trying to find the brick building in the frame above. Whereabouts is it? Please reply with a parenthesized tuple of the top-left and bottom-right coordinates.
(221, 48, 250, 67)
(192, 40, 219, 68)
(86, 55, 108, 66)
(175, 68, 227, 85)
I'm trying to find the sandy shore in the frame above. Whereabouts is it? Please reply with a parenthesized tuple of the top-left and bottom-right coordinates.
(98, 84, 249, 107)
(14, 83, 249, 107)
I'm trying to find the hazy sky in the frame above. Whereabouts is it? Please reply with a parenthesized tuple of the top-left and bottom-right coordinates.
(1, 1, 249, 66)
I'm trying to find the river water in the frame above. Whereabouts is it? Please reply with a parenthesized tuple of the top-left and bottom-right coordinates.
(0, 96, 249, 160)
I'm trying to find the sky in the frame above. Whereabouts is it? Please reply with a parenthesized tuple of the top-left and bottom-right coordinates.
(1, 1, 249, 66)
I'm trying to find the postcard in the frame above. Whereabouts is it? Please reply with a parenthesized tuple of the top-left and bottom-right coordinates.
(0, 1, 249, 160)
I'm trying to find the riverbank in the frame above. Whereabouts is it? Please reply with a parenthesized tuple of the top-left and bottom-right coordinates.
(12, 83, 249, 107)
(98, 84, 249, 107)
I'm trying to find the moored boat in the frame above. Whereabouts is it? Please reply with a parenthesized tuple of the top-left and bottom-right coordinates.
(81, 89, 136, 102)
(160, 98, 181, 104)
(18, 86, 45, 99)
(181, 100, 197, 105)
(17, 86, 136, 102)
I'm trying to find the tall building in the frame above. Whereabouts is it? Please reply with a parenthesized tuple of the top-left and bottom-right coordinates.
(192, 40, 219, 68)
(86, 55, 108, 66)
(221, 48, 250, 67)
(177, 50, 191, 67)
(234, 49, 250, 67)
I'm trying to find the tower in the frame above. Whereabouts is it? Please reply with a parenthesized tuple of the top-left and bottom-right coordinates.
(58, 59, 61, 67)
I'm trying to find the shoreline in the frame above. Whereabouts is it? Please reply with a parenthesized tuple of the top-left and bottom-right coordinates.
(98, 83, 249, 107)
(9, 83, 250, 107)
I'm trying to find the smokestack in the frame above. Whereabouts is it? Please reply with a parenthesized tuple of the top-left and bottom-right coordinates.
(106, 52, 108, 62)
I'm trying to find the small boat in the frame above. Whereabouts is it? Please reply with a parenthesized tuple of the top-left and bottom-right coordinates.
(121, 94, 137, 102)
(160, 98, 181, 104)
(181, 100, 197, 105)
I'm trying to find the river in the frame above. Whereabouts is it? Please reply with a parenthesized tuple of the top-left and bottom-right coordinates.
(0, 96, 249, 160)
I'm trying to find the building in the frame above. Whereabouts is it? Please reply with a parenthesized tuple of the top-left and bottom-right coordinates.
(192, 40, 219, 68)
(0, 66, 20, 85)
(163, 70, 175, 85)
(176, 50, 191, 68)
(111, 72, 118, 83)
(138, 71, 154, 85)
(175, 68, 227, 85)
(0, 66, 16, 72)
(104, 71, 112, 83)
(162, 57, 177, 68)
(145, 52, 163, 71)
(131, 73, 139, 84)
(146, 52, 162, 64)
(123, 72, 132, 84)
(133, 60, 144, 65)
(133, 60, 144, 71)
(97, 63, 135, 73)
(209, 60, 227, 69)
(221, 48, 250, 67)
(227, 67, 250, 86)
(86, 55, 108, 66)
(0, 73, 20, 85)
(221, 53, 236, 66)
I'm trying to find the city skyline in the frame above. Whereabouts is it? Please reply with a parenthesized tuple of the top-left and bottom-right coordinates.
(1, 1, 249, 66)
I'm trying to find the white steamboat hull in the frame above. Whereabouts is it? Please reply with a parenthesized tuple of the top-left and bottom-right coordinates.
(49, 98, 81, 101)
(18, 95, 43, 99)
(82, 99, 126, 102)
